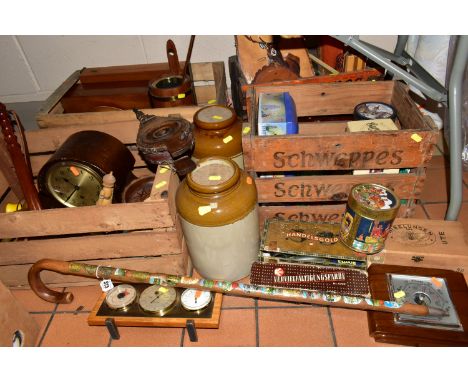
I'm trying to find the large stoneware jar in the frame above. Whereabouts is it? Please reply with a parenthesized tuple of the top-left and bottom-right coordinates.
(176, 157, 259, 281)
(192, 105, 244, 169)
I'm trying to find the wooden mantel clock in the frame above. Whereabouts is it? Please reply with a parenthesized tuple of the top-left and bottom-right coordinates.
(38, 130, 135, 207)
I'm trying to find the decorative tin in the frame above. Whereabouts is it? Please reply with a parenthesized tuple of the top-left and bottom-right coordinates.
(175, 157, 259, 281)
(192, 105, 244, 169)
(259, 219, 367, 269)
(340, 183, 400, 254)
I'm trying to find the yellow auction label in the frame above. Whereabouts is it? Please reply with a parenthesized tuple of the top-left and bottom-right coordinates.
(177, 93, 186, 99)
(154, 181, 167, 189)
(198, 205, 212, 216)
(411, 133, 423, 143)
(223, 135, 233, 144)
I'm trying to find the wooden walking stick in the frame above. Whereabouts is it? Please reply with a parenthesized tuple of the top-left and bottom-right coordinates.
(28, 259, 447, 317)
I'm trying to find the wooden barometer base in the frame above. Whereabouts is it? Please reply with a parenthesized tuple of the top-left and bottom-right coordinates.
(367, 264, 468, 347)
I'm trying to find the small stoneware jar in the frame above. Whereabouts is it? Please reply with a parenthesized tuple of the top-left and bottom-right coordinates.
(175, 157, 259, 281)
(192, 105, 244, 169)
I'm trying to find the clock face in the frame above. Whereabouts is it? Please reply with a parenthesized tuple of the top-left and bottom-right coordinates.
(44, 161, 103, 207)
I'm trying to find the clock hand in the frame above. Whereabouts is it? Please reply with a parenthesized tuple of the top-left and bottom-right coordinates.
(61, 177, 80, 190)
(65, 188, 78, 202)
(150, 293, 161, 304)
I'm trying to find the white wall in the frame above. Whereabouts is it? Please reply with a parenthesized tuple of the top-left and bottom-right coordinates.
(0, 35, 397, 103)
(0, 35, 237, 103)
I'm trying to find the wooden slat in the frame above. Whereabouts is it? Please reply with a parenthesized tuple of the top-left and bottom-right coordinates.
(243, 130, 437, 172)
(191, 62, 216, 81)
(259, 204, 346, 225)
(0, 200, 172, 239)
(248, 80, 394, 118)
(194, 85, 217, 105)
(37, 70, 82, 115)
(0, 255, 189, 288)
(35, 106, 200, 130)
(392, 81, 437, 132)
(255, 172, 424, 203)
(212, 61, 227, 105)
(0, 230, 181, 266)
(258, 202, 415, 227)
(79, 62, 183, 84)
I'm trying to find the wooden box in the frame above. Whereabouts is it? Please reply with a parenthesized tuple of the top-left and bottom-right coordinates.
(36, 61, 227, 129)
(242, 80, 439, 226)
(368, 218, 468, 281)
(0, 107, 203, 288)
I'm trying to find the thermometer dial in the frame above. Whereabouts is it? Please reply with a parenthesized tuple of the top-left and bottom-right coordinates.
(181, 289, 212, 311)
(138, 285, 177, 316)
(105, 284, 137, 310)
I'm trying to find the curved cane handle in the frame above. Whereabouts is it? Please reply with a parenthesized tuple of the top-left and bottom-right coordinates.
(28, 259, 74, 304)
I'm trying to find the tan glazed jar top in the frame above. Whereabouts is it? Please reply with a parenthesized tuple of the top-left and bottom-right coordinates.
(192, 105, 243, 159)
(176, 157, 257, 227)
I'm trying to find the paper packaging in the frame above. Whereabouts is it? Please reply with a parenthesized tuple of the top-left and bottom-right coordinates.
(258, 92, 298, 135)
(346, 118, 399, 132)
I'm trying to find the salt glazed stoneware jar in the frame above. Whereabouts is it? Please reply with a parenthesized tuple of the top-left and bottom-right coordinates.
(192, 105, 244, 169)
(175, 157, 259, 281)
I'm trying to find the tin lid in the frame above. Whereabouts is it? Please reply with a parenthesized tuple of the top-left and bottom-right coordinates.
(193, 105, 237, 130)
(348, 183, 400, 220)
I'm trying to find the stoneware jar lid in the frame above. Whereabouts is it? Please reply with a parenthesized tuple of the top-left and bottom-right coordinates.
(193, 105, 237, 130)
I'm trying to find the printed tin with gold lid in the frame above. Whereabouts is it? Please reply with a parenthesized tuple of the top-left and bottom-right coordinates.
(340, 183, 400, 254)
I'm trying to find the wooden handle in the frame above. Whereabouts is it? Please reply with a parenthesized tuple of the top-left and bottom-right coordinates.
(0, 103, 42, 211)
(181, 35, 195, 78)
(27, 259, 443, 317)
(28, 259, 74, 304)
(166, 39, 181, 75)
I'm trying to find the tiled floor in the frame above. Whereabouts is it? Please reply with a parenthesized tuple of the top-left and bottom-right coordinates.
(6, 131, 468, 347)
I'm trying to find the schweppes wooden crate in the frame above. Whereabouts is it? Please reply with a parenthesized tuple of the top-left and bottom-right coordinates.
(367, 218, 468, 281)
(242, 80, 439, 226)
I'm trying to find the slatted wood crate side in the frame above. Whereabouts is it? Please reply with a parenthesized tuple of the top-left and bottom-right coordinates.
(36, 62, 226, 129)
(245, 80, 395, 121)
(242, 81, 438, 172)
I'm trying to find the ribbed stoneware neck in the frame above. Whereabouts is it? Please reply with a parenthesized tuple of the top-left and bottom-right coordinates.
(186, 157, 240, 194)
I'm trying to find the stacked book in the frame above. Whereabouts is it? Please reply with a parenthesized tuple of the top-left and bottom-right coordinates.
(251, 219, 370, 297)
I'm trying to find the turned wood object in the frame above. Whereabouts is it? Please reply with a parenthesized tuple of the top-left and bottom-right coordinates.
(148, 39, 195, 108)
(0, 103, 42, 210)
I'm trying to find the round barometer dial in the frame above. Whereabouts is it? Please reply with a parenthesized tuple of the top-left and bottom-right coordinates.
(138, 285, 177, 316)
(105, 284, 137, 310)
(180, 289, 212, 311)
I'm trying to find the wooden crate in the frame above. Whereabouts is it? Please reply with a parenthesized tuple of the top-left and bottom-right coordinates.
(36, 61, 227, 129)
(242, 80, 439, 226)
(0, 107, 203, 288)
